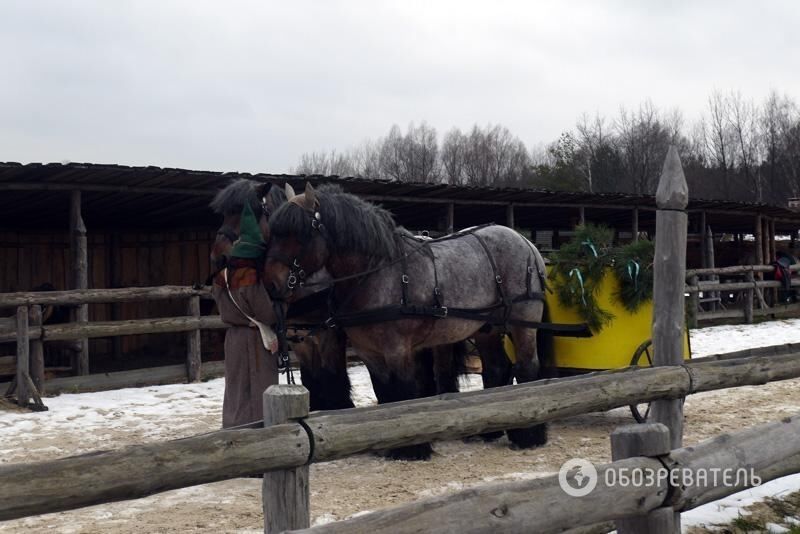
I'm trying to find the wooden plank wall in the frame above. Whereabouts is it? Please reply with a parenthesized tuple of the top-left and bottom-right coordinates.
(0, 230, 218, 369)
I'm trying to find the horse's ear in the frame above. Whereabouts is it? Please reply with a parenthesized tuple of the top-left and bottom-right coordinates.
(304, 183, 318, 210)
(259, 182, 273, 203)
(284, 183, 296, 200)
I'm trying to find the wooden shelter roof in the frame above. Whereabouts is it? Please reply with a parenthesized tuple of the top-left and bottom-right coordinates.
(1, 161, 799, 233)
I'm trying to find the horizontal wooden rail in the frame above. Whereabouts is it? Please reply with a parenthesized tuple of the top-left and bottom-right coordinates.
(685, 264, 800, 278)
(685, 278, 800, 293)
(0, 315, 226, 343)
(0, 361, 226, 396)
(2, 352, 800, 521)
(0, 285, 212, 308)
(292, 414, 800, 534)
(41, 316, 226, 341)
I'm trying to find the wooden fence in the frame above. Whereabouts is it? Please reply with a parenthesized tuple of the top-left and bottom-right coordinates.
(0, 285, 223, 404)
(1, 351, 800, 531)
(686, 264, 800, 326)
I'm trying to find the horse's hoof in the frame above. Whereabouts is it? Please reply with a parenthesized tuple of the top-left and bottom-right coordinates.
(507, 424, 548, 449)
(384, 444, 433, 461)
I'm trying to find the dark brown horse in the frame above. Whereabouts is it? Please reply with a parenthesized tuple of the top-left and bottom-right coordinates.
(263, 183, 550, 456)
(210, 179, 353, 411)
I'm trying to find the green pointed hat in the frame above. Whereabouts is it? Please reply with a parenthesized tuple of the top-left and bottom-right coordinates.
(230, 203, 266, 259)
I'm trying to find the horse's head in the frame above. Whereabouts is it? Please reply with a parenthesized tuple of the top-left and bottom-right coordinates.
(264, 183, 330, 300)
(209, 179, 284, 273)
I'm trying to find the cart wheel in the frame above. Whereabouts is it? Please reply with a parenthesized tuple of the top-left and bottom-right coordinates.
(629, 340, 654, 423)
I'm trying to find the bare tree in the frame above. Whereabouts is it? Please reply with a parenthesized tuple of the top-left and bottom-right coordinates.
(441, 128, 467, 184)
(701, 91, 736, 199)
(615, 101, 673, 194)
(728, 91, 762, 201)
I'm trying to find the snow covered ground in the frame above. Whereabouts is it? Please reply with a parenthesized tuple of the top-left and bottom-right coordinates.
(2, 318, 800, 532)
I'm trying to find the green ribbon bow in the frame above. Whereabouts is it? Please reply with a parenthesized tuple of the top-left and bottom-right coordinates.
(568, 268, 587, 307)
(626, 260, 640, 290)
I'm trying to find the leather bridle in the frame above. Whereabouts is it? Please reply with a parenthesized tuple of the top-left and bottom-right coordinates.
(266, 203, 329, 292)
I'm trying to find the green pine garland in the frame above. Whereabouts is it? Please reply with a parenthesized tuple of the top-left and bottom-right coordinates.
(549, 224, 616, 332)
(612, 239, 655, 313)
(549, 223, 655, 332)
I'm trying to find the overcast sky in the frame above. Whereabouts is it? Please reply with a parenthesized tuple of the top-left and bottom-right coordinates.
(1, 1, 798, 174)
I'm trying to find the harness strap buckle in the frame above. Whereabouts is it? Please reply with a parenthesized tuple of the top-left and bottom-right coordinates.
(287, 274, 297, 289)
(401, 274, 410, 284)
(495, 275, 503, 284)
(324, 317, 337, 328)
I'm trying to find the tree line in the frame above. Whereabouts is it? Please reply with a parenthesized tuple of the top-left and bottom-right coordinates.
(292, 90, 800, 206)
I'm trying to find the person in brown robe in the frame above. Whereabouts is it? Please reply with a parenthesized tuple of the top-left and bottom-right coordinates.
(212, 204, 278, 428)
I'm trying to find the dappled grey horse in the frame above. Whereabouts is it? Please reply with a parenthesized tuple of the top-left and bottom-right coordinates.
(263, 183, 551, 458)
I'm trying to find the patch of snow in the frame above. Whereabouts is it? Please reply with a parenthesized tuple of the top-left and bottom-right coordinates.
(682, 474, 800, 532)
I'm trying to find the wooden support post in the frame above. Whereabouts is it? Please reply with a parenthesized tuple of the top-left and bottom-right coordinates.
(770, 218, 776, 261)
(29, 305, 45, 395)
(763, 217, 772, 264)
(745, 271, 755, 324)
(699, 212, 707, 269)
(689, 275, 699, 329)
(632, 207, 639, 242)
(651, 147, 687, 460)
(705, 225, 717, 311)
(506, 203, 515, 229)
(579, 206, 586, 226)
(70, 190, 89, 375)
(770, 218, 778, 305)
(755, 215, 763, 273)
(263, 385, 310, 534)
(611, 423, 675, 534)
(446, 203, 454, 234)
(15, 306, 30, 407)
(186, 296, 202, 383)
(109, 232, 122, 360)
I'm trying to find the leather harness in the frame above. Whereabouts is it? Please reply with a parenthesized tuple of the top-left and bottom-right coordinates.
(267, 206, 591, 338)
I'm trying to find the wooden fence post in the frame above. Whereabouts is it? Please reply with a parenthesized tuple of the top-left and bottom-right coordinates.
(651, 146, 688, 457)
(263, 384, 310, 534)
(745, 271, 755, 324)
(186, 296, 202, 383)
(70, 190, 89, 375)
(611, 423, 674, 534)
(29, 305, 45, 395)
(15, 306, 30, 406)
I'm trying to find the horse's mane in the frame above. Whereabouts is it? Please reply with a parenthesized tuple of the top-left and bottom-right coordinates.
(269, 184, 404, 259)
(209, 178, 286, 215)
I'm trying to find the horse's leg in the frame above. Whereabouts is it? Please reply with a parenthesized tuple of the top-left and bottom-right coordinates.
(432, 344, 461, 395)
(473, 330, 513, 441)
(295, 329, 354, 411)
(506, 325, 548, 448)
(380, 349, 435, 461)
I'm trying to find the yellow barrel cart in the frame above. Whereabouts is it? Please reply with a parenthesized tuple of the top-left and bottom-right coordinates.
(540, 267, 691, 422)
